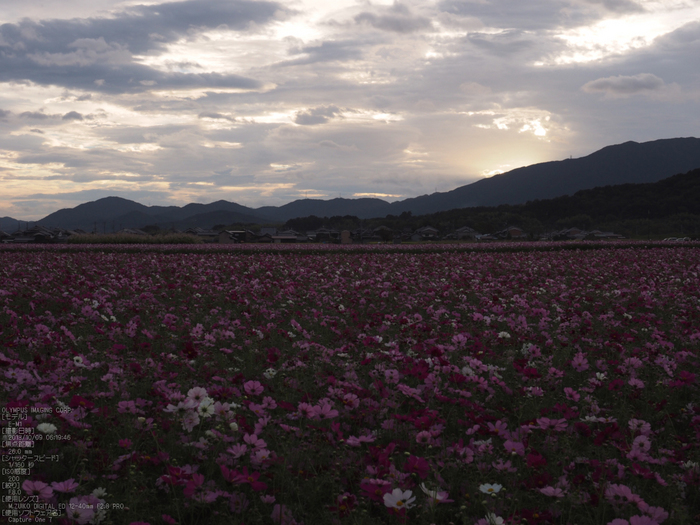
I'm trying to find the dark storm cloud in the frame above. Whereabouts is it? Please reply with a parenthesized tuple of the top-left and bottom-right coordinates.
(0, 0, 287, 93)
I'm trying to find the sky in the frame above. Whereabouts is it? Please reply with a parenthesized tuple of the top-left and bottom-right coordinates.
(1, 0, 699, 220)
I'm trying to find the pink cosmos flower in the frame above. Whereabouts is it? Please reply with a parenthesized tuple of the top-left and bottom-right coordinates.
(641, 506, 668, 523)
(360, 479, 392, 502)
(227, 443, 248, 458)
(629, 516, 659, 525)
(181, 411, 200, 432)
(230, 492, 250, 513)
(67, 497, 96, 524)
(237, 466, 268, 491)
(117, 400, 144, 414)
(244, 381, 264, 395)
(243, 433, 267, 449)
(487, 420, 508, 436)
(162, 515, 177, 524)
(606, 483, 644, 505)
(50, 478, 79, 493)
(297, 402, 315, 418)
(186, 387, 208, 403)
(492, 459, 517, 473)
(271, 504, 297, 525)
(420, 483, 453, 505)
(384, 369, 400, 384)
(249, 403, 267, 417)
(504, 440, 525, 456)
(564, 387, 581, 402)
(342, 393, 360, 410)
(571, 352, 589, 372)
(539, 486, 566, 497)
(261, 494, 276, 504)
(416, 431, 432, 444)
(251, 449, 272, 464)
(22, 480, 53, 501)
(313, 403, 339, 419)
(183, 473, 205, 498)
(632, 435, 651, 451)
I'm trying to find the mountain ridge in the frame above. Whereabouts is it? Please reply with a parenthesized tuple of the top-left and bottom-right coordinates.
(8, 137, 700, 231)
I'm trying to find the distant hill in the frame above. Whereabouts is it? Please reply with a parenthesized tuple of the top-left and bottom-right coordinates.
(256, 197, 391, 223)
(382, 137, 700, 216)
(30, 137, 700, 229)
(524, 166, 700, 222)
(314, 167, 700, 239)
(0, 216, 28, 232)
(39, 197, 270, 232)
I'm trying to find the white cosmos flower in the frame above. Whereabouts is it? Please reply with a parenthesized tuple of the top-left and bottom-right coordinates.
(486, 513, 505, 525)
(197, 402, 216, 418)
(383, 488, 416, 509)
(36, 423, 58, 434)
(479, 483, 502, 494)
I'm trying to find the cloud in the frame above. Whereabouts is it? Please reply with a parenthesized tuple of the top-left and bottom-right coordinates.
(466, 30, 537, 57)
(28, 38, 132, 67)
(0, 0, 287, 93)
(0, 109, 10, 120)
(294, 105, 342, 125)
(317, 140, 358, 152)
(62, 111, 84, 121)
(354, 3, 433, 33)
(19, 111, 52, 120)
(583, 0, 644, 14)
(582, 73, 666, 96)
(281, 40, 365, 66)
(199, 112, 237, 122)
(438, 0, 596, 31)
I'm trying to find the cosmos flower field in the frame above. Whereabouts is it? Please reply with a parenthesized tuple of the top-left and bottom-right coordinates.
(1, 243, 699, 525)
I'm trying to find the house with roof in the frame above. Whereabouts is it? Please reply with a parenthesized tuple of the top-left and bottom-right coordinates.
(455, 226, 479, 240)
(219, 230, 256, 244)
(411, 226, 439, 241)
(494, 226, 527, 240)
